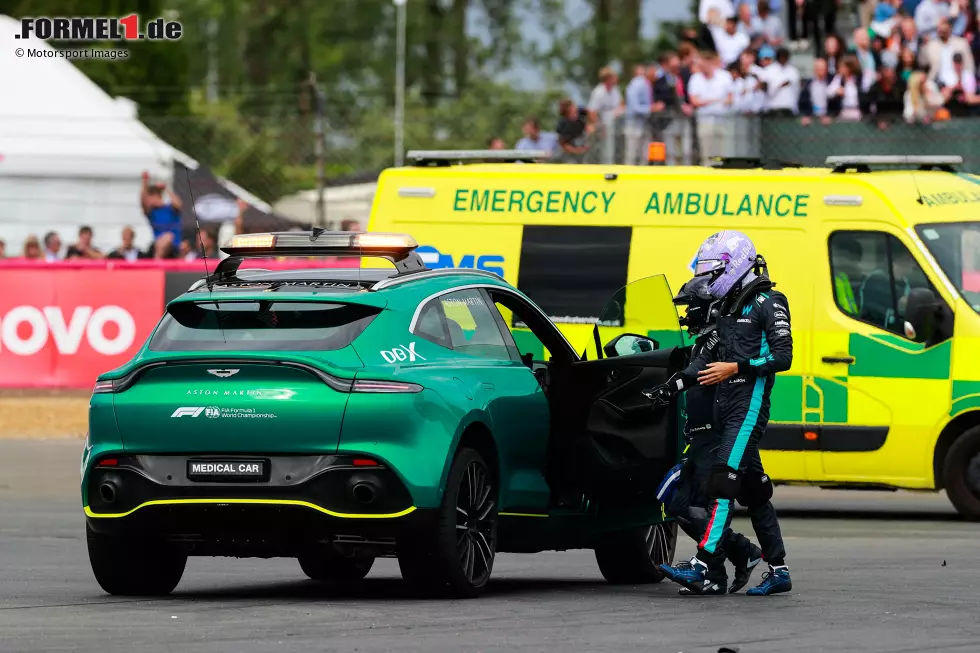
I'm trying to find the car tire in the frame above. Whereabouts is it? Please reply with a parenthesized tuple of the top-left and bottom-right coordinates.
(594, 521, 678, 584)
(397, 447, 498, 598)
(298, 555, 375, 582)
(943, 426, 980, 520)
(86, 524, 186, 596)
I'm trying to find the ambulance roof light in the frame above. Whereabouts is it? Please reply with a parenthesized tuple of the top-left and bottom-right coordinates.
(406, 149, 551, 166)
(827, 155, 963, 173)
(710, 156, 802, 170)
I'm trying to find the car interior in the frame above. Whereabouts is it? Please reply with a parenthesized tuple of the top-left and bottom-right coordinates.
(486, 288, 686, 504)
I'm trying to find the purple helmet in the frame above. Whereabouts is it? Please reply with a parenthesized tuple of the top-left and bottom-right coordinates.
(693, 230, 758, 299)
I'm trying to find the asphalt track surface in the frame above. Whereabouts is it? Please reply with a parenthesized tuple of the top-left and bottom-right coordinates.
(2, 440, 979, 653)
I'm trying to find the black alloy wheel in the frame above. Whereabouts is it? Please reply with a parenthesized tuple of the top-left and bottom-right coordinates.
(595, 520, 678, 584)
(397, 447, 499, 597)
(455, 458, 497, 587)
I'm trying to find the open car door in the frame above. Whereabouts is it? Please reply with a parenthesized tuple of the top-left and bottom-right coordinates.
(548, 275, 687, 505)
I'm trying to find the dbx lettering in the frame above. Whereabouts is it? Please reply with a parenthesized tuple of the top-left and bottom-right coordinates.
(381, 342, 427, 364)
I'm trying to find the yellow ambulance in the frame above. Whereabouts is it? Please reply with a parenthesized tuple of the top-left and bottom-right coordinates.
(368, 151, 980, 518)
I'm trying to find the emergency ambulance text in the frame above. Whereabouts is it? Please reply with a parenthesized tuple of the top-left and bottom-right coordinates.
(643, 192, 810, 218)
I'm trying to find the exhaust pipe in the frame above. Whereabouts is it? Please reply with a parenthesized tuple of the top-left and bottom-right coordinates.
(351, 482, 376, 505)
(99, 482, 117, 504)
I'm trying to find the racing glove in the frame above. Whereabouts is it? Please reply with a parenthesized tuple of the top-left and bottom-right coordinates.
(641, 384, 672, 406)
(655, 463, 685, 507)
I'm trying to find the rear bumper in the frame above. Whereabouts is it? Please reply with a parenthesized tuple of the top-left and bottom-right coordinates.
(84, 454, 424, 547)
(86, 502, 437, 558)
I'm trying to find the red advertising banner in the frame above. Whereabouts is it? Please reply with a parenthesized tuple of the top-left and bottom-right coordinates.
(0, 269, 165, 388)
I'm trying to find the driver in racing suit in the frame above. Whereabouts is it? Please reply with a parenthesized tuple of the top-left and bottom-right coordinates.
(646, 276, 763, 595)
(658, 230, 793, 596)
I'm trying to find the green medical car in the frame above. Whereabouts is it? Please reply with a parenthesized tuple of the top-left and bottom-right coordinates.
(82, 231, 687, 597)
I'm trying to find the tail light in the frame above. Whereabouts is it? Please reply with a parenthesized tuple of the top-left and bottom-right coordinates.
(351, 379, 422, 393)
(92, 379, 115, 394)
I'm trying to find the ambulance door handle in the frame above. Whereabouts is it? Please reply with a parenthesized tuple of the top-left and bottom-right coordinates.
(821, 356, 855, 365)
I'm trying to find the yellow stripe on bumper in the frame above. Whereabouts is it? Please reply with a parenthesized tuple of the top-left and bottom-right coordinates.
(84, 499, 416, 519)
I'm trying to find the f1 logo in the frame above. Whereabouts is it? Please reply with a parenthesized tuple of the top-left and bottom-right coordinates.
(171, 407, 204, 418)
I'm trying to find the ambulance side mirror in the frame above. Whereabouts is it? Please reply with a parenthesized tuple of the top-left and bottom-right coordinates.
(904, 288, 940, 344)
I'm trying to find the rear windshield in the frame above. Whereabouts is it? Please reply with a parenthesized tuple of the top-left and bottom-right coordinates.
(149, 301, 380, 352)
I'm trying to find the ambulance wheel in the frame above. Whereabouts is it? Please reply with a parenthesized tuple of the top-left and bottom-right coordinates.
(299, 555, 374, 582)
(944, 426, 980, 520)
(86, 524, 186, 596)
(594, 521, 677, 584)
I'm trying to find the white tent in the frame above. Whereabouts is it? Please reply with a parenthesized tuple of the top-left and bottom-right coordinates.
(273, 183, 377, 229)
(0, 14, 274, 255)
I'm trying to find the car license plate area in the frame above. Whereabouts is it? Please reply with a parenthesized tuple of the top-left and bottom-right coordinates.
(187, 459, 267, 482)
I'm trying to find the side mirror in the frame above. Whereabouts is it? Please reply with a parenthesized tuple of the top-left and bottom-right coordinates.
(904, 287, 938, 343)
(603, 333, 660, 358)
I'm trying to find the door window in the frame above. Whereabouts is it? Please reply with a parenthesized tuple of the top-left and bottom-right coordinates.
(426, 289, 511, 360)
(591, 275, 683, 360)
(916, 222, 980, 314)
(491, 300, 552, 364)
(829, 231, 938, 335)
(486, 288, 578, 365)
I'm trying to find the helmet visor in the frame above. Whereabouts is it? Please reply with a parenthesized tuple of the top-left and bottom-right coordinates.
(694, 258, 726, 277)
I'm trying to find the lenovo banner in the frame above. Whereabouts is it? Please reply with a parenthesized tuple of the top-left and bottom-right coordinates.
(0, 269, 164, 388)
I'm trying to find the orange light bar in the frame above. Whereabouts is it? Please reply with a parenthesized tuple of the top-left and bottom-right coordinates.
(804, 431, 818, 442)
(648, 142, 666, 164)
(230, 233, 276, 249)
(356, 233, 418, 250)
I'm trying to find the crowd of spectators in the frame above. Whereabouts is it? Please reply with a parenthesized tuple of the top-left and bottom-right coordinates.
(507, 0, 980, 164)
(0, 170, 366, 263)
(0, 172, 233, 263)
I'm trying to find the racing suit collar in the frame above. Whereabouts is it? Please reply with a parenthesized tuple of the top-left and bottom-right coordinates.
(720, 275, 775, 316)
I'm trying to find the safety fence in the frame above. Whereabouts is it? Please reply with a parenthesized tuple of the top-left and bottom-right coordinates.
(139, 112, 980, 206)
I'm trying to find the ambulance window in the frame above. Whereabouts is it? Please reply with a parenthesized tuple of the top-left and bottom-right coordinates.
(516, 225, 632, 324)
(829, 231, 939, 337)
